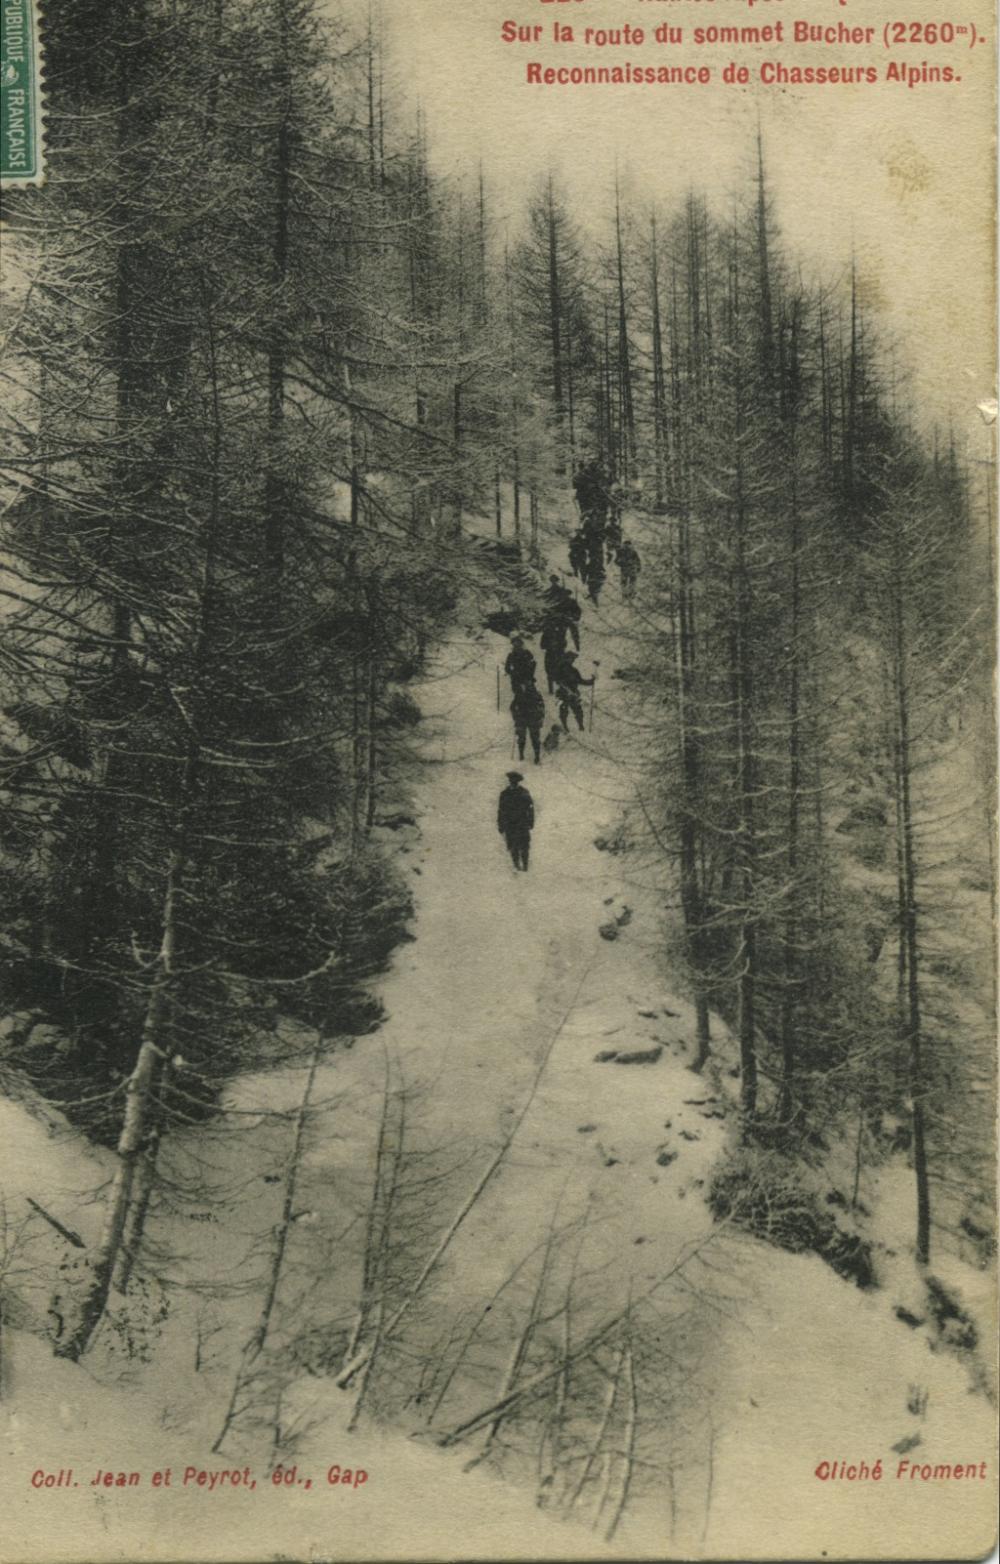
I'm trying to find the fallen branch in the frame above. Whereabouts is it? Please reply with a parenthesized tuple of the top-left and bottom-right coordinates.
(437, 1307, 625, 1450)
(435, 1222, 722, 1453)
(425, 1222, 579, 1428)
(26, 1198, 85, 1250)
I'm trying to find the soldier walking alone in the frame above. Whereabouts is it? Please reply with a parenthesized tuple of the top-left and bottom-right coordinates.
(497, 771, 535, 871)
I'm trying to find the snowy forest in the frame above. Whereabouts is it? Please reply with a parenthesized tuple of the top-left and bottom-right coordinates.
(0, 0, 996, 1558)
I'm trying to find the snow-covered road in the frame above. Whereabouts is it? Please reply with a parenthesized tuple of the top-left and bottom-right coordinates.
(301, 554, 728, 1302)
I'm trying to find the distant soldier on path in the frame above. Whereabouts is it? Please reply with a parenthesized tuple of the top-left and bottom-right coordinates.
(573, 458, 609, 531)
(540, 615, 570, 693)
(605, 502, 623, 564)
(555, 589, 581, 650)
(585, 550, 606, 606)
(497, 771, 535, 871)
(582, 514, 605, 591)
(568, 529, 588, 580)
(510, 682, 545, 764)
(542, 579, 581, 646)
(554, 650, 595, 733)
(504, 635, 536, 694)
(617, 538, 641, 599)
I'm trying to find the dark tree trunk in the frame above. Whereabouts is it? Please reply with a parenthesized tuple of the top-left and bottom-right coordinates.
(264, 0, 292, 586)
(650, 216, 667, 511)
(614, 184, 636, 476)
(546, 178, 564, 425)
(890, 566, 931, 1264)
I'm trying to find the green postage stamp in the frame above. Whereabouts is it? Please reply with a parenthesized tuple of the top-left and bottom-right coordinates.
(1, 0, 44, 185)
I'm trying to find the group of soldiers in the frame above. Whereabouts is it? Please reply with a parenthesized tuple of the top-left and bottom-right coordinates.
(503, 574, 594, 765)
(568, 458, 641, 604)
(496, 461, 640, 873)
(497, 574, 596, 872)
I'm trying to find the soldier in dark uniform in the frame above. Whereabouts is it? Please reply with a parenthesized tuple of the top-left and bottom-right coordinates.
(504, 635, 536, 694)
(557, 590, 582, 650)
(568, 529, 588, 579)
(497, 771, 535, 871)
(542, 582, 581, 650)
(582, 511, 605, 598)
(605, 502, 623, 564)
(539, 615, 568, 693)
(510, 682, 546, 764)
(585, 550, 606, 606)
(574, 459, 609, 531)
(554, 650, 595, 733)
(573, 461, 597, 521)
(617, 538, 641, 599)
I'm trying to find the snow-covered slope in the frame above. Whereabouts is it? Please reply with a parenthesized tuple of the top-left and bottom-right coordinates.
(1, 518, 996, 1563)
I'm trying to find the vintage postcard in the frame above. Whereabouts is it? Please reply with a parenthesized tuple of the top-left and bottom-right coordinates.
(0, 0, 996, 1559)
